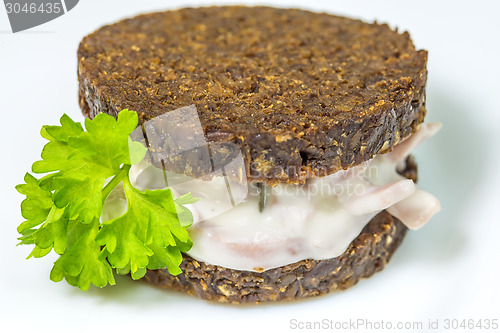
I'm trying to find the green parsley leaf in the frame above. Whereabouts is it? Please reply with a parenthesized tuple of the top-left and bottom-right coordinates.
(16, 173, 53, 233)
(17, 110, 196, 290)
(147, 244, 184, 276)
(95, 176, 197, 279)
(32, 111, 142, 224)
(31, 206, 68, 255)
(50, 220, 115, 291)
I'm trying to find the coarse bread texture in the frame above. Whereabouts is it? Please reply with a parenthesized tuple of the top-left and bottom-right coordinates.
(142, 157, 417, 303)
(78, 6, 428, 185)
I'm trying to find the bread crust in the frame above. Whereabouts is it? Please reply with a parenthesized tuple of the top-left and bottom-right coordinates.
(142, 157, 417, 303)
(77, 6, 427, 184)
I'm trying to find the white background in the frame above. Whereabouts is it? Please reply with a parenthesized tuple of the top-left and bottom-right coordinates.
(1, 1, 499, 332)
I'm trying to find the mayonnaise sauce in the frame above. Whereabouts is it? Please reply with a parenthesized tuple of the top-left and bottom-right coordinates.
(103, 123, 441, 272)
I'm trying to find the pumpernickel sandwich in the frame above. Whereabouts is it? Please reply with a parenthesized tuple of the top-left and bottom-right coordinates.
(77, 6, 441, 303)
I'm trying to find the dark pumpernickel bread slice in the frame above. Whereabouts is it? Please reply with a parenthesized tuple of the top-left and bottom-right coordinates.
(142, 157, 417, 303)
(144, 211, 406, 303)
(78, 6, 427, 184)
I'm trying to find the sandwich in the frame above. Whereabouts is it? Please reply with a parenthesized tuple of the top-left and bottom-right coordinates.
(18, 6, 440, 303)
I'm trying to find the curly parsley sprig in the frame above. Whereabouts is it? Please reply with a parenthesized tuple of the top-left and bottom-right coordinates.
(16, 110, 197, 290)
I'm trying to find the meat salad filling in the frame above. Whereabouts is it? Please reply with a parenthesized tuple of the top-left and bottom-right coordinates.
(102, 123, 441, 272)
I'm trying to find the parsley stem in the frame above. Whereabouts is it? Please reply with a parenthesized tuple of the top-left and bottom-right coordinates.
(102, 165, 131, 205)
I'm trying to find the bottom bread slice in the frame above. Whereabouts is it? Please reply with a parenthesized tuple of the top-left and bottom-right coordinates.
(142, 157, 417, 303)
(143, 211, 406, 303)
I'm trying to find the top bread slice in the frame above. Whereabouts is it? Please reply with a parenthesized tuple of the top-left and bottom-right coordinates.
(77, 6, 427, 184)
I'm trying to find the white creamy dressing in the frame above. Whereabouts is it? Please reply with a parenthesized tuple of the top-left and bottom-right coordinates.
(102, 123, 441, 272)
